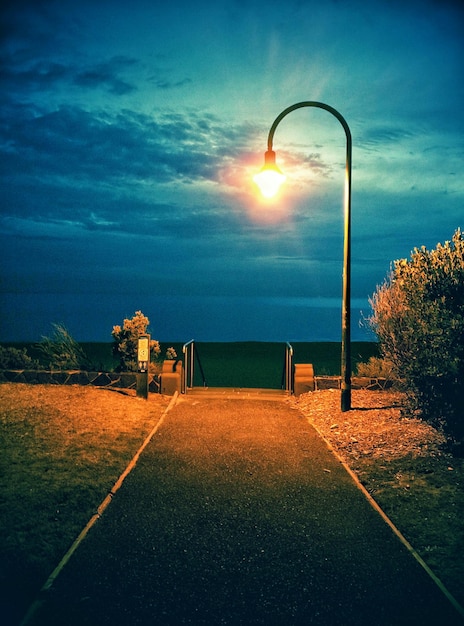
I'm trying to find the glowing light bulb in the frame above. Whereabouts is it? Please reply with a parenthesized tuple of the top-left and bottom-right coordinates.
(253, 150, 286, 198)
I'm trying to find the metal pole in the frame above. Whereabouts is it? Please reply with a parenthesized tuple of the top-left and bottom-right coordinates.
(182, 339, 195, 392)
(266, 102, 352, 411)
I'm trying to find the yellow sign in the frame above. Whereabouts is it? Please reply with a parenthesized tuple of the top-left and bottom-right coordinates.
(138, 336, 149, 362)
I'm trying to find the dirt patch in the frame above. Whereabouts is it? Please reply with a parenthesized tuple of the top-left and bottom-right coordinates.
(293, 389, 464, 609)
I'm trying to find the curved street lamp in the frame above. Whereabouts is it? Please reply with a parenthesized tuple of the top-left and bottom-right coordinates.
(254, 101, 352, 411)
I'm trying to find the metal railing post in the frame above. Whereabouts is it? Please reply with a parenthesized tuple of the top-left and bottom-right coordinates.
(285, 342, 294, 393)
(182, 339, 195, 393)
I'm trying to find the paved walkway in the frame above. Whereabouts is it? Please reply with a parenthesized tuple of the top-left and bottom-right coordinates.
(24, 395, 463, 625)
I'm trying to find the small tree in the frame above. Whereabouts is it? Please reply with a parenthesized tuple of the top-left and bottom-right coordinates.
(369, 228, 464, 443)
(112, 310, 161, 372)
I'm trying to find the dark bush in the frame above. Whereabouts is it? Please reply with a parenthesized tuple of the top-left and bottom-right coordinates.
(0, 345, 40, 370)
(369, 228, 464, 444)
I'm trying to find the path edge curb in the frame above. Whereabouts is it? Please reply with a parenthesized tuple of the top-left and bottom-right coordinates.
(298, 408, 464, 621)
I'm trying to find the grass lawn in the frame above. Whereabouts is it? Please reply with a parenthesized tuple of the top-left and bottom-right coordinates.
(181, 341, 379, 387)
(0, 384, 170, 625)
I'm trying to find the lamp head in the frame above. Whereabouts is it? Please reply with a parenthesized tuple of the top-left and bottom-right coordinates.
(253, 150, 286, 198)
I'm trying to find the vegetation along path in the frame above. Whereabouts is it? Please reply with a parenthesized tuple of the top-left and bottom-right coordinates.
(23, 394, 463, 625)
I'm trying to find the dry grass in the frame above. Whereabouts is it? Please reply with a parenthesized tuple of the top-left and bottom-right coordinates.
(0, 384, 170, 623)
(293, 389, 464, 609)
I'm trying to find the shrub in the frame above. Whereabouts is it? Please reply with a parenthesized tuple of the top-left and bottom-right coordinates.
(36, 324, 89, 370)
(165, 347, 177, 360)
(356, 356, 396, 381)
(0, 345, 40, 369)
(111, 311, 161, 372)
(369, 228, 464, 443)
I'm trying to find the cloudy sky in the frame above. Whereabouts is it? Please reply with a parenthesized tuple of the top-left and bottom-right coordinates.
(1, 0, 463, 344)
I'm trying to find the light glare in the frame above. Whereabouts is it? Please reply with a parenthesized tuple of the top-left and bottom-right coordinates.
(253, 169, 286, 198)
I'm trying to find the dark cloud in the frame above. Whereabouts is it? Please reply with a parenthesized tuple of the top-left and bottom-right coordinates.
(0, 58, 68, 92)
(151, 77, 193, 90)
(0, 104, 251, 198)
(0, 50, 139, 96)
(73, 57, 138, 95)
(1, 1, 139, 97)
(358, 126, 414, 150)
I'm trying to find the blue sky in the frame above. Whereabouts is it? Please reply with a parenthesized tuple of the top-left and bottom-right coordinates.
(1, 0, 463, 343)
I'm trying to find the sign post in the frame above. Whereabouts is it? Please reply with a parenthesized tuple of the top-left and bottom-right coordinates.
(136, 334, 150, 399)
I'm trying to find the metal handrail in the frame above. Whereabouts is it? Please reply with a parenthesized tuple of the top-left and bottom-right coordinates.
(182, 339, 194, 392)
(182, 340, 207, 392)
(285, 342, 294, 393)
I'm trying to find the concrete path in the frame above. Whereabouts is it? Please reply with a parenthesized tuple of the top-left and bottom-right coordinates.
(24, 395, 463, 625)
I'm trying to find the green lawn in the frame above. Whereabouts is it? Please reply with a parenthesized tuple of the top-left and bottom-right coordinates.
(179, 341, 379, 388)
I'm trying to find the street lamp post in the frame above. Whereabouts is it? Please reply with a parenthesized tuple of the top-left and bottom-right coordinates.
(254, 101, 352, 411)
